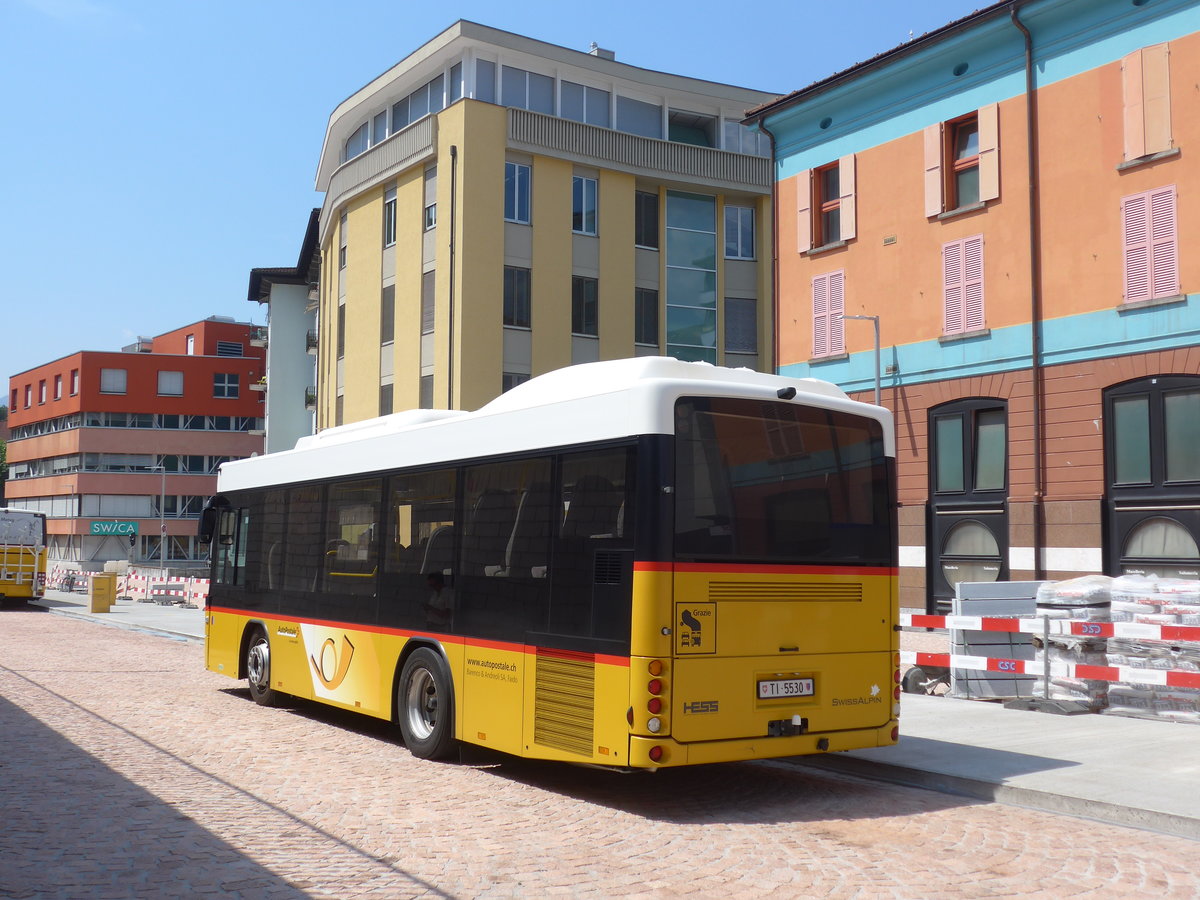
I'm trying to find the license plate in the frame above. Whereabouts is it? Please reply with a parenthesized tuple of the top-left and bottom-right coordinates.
(757, 677, 814, 699)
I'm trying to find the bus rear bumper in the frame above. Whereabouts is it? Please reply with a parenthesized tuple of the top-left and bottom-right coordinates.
(628, 721, 898, 768)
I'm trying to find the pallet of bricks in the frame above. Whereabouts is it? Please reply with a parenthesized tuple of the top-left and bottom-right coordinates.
(1034, 576, 1111, 711)
(1107, 574, 1200, 723)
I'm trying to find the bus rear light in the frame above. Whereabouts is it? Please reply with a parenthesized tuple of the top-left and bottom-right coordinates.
(891, 725, 900, 741)
(648, 659, 663, 676)
(893, 686, 901, 700)
(648, 679, 663, 695)
(893, 669, 901, 683)
(648, 745, 664, 762)
(647, 697, 662, 714)
(647, 716, 662, 733)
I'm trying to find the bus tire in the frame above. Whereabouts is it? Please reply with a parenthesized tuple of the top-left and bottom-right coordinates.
(245, 627, 280, 707)
(397, 647, 456, 760)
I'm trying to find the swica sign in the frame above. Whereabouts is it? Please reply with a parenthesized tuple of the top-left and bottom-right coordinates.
(89, 521, 139, 536)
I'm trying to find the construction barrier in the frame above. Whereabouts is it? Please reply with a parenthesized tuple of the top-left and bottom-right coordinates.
(117, 569, 210, 607)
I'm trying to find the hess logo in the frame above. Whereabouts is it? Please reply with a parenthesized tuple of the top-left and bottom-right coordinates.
(311, 635, 356, 689)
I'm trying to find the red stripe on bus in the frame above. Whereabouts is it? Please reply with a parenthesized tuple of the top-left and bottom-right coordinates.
(206, 607, 628, 667)
(634, 561, 897, 576)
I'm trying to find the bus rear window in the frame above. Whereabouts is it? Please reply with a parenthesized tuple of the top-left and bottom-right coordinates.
(674, 398, 891, 566)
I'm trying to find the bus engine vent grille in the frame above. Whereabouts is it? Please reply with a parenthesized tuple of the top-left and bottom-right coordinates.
(593, 551, 624, 584)
(534, 650, 595, 757)
(708, 581, 863, 603)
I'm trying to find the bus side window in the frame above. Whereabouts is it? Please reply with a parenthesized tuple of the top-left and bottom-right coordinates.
(215, 509, 246, 586)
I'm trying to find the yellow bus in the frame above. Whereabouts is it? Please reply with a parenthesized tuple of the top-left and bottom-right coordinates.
(200, 358, 898, 767)
(0, 508, 48, 606)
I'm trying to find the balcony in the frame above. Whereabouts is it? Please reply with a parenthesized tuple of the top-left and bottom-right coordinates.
(304, 388, 317, 410)
(306, 330, 319, 355)
(249, 325, 268, 348)
(249, 378, 267, 393)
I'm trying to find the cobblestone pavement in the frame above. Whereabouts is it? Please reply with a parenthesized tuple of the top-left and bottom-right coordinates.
(1, 607, 1196, 899)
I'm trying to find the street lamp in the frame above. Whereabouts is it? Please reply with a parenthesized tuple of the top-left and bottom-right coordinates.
(839, 314, 881, 406)
(148, 465, 166, 579)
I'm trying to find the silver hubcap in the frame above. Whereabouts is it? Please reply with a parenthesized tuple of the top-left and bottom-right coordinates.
(404, 667, 438, 740)
(247, 639, 270, 690)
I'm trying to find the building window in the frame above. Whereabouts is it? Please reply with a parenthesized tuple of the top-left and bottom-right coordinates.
(1122, 185, 1178, 304)
(943, 235, 985, 335)
(635, 288, 659, 346)
(70, 369, 79, 395)
(572, 276, 598, 336)
(213, 373, 239, 399)
(635, 191, 659, 249)
(1122, 44, 1173, 162)
(157, 371, 184, 396)
(561, 81, 610, 128)
(504, 162, 531, 224)
(504, 266, 531, 328)
(724, 298, 757, 353)
(476, 59, 496, 104)
(797, 156, 856, 252)
(339, 215, 348, 269)
(811, 271, 844, 358)
(380, 285, 395, 344)
(722, 120, 771, 157)
(724, 205, 755, 259)
(925, 104, 998, 216)
(185, 335, 195, 355)
(1105, 377, 1200, 578)
(11, 388, 17, 408)
(419, 375, 434, 410)
(502, 372, 530, 393)
(383, 188, 397, 247)
(928, 399, 1008, 612)
(424, 203, 437, 230)
(501, 66, 554, 114)
(572, 176, 597, 235)
(616, 95, 663, 139)
(665, 191, 717, 363)
(421, 271, 436, 335)
(337, 303, 346, 358)
(344, 122, 368, 161)
(100, 368, 127, 395)
(38, 380, 46, 404)
(54, 375, 62, 400)
(380, 383, 394, 416)
(22, 384, 31, 407)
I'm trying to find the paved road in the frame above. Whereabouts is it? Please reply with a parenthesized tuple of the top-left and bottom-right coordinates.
(2, 606, 1197, 899)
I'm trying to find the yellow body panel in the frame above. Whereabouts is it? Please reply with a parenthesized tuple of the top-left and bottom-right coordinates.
(0, 547, 47, 599)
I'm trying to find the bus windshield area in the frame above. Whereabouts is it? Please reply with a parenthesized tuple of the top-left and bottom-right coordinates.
(0, 512, 46, 546)
(674, 398, 891, 567)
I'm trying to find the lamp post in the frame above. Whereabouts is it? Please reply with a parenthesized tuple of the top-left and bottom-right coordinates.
(839, 314, 881, 406)
(149, 465, 166, 579)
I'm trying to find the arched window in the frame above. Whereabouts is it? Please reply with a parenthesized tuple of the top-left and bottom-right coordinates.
(927, 398, 1008, 612)
(1104, 376, 1200, 579)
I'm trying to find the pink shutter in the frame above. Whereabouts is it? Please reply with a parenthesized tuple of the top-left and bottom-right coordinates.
(977, 104, 1000, 203)
(1123, 192, 1151, 302)
(828, 270, 845, 354)
(963, 235, 984, 330)
(1148, 186, 1179, 298)
(838, 155, 856, 241)
(797, 169, 813, 253)
(924, 124, 944, 217)
(943, 239, 965, 334)
(812, 274, 829, 357)
(1142, 44, 1173, 156)
(1122, 49, 1146, 161)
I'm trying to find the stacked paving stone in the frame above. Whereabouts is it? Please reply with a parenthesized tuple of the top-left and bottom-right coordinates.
(1034, 576, 1112, 711)
(1106, 574, 1200, 723)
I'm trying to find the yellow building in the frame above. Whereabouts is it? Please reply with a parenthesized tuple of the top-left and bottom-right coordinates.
(313, 21, 778, 425)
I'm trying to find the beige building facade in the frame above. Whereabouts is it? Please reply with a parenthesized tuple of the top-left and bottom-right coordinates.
(313, 21, 778, 425)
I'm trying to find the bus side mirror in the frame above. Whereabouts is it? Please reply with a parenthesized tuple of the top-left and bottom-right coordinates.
(197, 495, 229, 546)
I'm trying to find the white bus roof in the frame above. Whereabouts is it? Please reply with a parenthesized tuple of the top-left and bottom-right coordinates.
(218, 358, 894, 493)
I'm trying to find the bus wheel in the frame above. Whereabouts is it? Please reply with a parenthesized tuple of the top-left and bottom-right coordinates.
(245, 629, 279, 707)
(398, 648, 456, 760)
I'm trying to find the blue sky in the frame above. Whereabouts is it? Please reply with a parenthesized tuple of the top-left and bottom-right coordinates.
(1, 0, 986, 383)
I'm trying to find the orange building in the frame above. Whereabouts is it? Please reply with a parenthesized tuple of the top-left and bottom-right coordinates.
(5, 317, 265, 568)
(751, 0, 1200, 611)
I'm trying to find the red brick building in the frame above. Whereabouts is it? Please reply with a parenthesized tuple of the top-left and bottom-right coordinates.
(5, 317, 265, 569)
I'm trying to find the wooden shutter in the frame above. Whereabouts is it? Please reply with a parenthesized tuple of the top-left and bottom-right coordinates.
(838, 155, 856, 241)
(812, 273, 829, 356)
(1142, 44, 1173, 156)
(924, 123, 944, 217)
(1122, 49, 1146, 161)
(943, 239, 965, 334)
(1149, 186, 1179, 298)
(977, 104, 999, 203)
(797, 169, 813, 253)
(963, 235, 985, 331)
(1123, 192, 1151, 302)
(828, 270, 845, 354)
